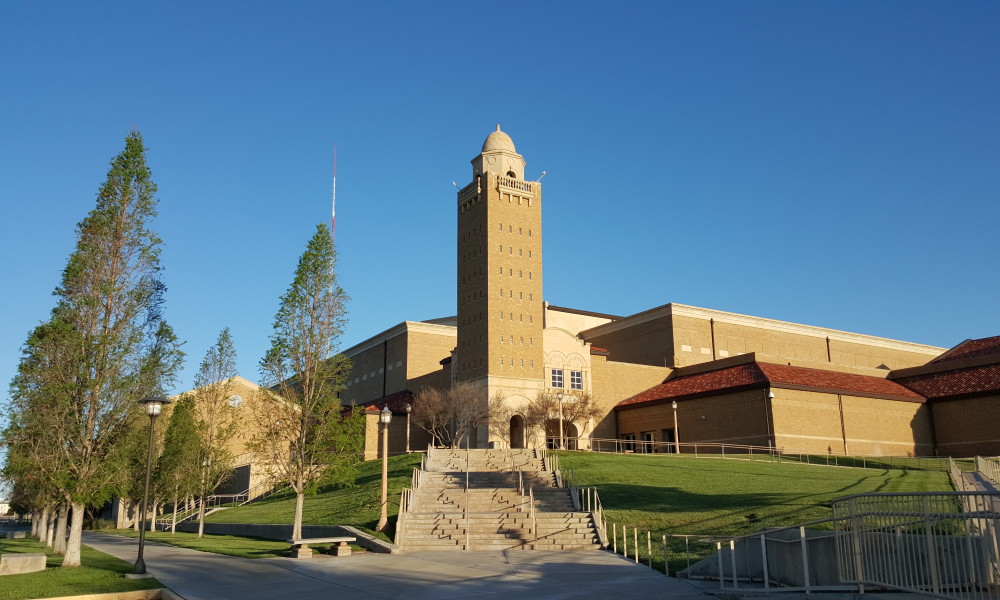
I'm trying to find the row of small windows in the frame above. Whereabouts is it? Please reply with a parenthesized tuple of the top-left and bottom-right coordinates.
(497, 223, 532, 237)
(460, 225, 484, 242)
(345, 361, 405, 387)
(499, 335, 533, 346)
(462, 358, 484, 372)
(498, 289, 533, 301)
(461, 245, 484, 264)
(460, 313, 484, 326)
(462, 268, 483, 284)
(499, 266, 532, 279)
(499, 357, 534, 368)
(500, 195, 532, 207)
(499, 312, 533, 324)
(551, 368, 584, 390)
(498, 245, 534, 258)
(460, 289, 483, 306)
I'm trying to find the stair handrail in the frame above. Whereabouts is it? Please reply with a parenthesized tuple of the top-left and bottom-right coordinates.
(949, 457, 975, 491)
(394, 488, 408, 546)
(517, 469, 524, 496)
(585, 486, 609, 549)
(466, 447, 470, 490)
(529, 486, 536, 540)
(976, 455, 1000, 486)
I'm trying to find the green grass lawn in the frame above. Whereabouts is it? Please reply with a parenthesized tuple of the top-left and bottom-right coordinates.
(558, 451, 951, 573)
(198, 449, 950, 573)
(0, 537, 162, 600)
(206, 452, 422, 541)
(110, 529, 364, 559)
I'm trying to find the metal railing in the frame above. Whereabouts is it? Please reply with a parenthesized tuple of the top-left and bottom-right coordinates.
(953, 458, 978, 492)
(833, 491, 1000, 600)
(978, 457, 1000, 487)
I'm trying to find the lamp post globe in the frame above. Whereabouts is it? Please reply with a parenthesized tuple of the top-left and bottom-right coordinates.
(132, 396, 170, 576)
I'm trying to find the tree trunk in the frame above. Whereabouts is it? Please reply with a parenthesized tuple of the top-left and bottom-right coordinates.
(46, 511, 56, 547)
(53, 504, 69, 554)
(30, 510, 39, 538)
(293, 491, 305, 541)
(37, 506, 50, 545)
(170, 485, 178, 535)
(62, 501, 85, 567)
(197, 496, 206, 538)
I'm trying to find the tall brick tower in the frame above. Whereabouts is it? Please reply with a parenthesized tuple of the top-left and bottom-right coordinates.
(456, 126, 543, 446)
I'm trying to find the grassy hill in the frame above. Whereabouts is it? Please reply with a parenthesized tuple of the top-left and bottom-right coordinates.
(559, 452, 949, 537)
(208, 451, 950, 548)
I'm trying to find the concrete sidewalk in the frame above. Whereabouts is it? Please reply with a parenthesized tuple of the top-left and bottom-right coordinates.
(84, 531, 717, 600)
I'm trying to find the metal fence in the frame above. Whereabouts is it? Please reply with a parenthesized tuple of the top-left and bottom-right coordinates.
(833, 491, 1000, 600)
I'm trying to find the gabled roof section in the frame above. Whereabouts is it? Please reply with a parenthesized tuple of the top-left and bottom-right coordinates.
(616, 358, 923, 410)
(929, 336, 1000, 365)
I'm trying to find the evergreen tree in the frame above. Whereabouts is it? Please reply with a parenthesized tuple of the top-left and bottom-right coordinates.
(250, 224, 364, 540)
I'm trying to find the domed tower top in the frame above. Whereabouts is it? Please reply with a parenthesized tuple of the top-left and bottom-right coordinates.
(472, 124, 525, 180)
(482, 125, 516, 153)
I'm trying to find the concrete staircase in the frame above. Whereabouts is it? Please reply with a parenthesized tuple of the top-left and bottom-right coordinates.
(396, 448, 604, 552)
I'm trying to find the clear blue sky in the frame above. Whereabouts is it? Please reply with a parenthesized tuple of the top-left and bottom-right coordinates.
(2, 1, 998, 401)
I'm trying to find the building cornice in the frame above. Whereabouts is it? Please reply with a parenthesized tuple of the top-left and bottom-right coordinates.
(580, 303, 945, 355)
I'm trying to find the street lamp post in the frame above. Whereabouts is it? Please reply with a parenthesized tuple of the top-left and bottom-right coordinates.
(672, 401, 680, 454)
(557, 392, 565, 450)
(405, 403, 412, 453)
(132, 396, 170, 576)
(375, 406, 392, 532)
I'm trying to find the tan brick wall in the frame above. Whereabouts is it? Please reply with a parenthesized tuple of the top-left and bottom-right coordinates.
(405, 330, 456, 391)
(341, 324, 456, 405)
(586, 314, 675, 368)
(616, 389, 770, 448)
(771, 389, 932, 456)
(584, 306, 942, 376)
(590, 357, 670, 439)
(932, 394, 1000, 457)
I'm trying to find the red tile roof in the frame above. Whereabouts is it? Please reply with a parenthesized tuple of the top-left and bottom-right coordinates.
(929, 336, 1000, 364)
(756, 363, 923, 400)
(616, 361, 922, 410)
(894, 364, 1000, 400)
(359, 390, 416, 412)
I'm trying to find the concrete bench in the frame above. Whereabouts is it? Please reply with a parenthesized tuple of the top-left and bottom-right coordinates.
(0, 552, 46, 576)
(287, 536, 356, 559)
(5, 531, 26, 539)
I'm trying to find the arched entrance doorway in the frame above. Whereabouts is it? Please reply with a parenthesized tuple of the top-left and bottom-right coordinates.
(544, 419, 580, 450)
(509, 415, 525, 449)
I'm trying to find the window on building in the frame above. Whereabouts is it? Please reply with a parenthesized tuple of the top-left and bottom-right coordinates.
(641, 432, 654, 454)
(570, 370, 583, 390)
(551, 368, 564, 388)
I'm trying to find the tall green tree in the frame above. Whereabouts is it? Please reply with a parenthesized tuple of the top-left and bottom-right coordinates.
(153, 395, 200, 534)
(250, 224, 364, 540)
(46, 130, 182, 566)
(191, 328, 240, 537)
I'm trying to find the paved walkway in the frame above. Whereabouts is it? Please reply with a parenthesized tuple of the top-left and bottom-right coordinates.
(84, 532, 718, 600)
